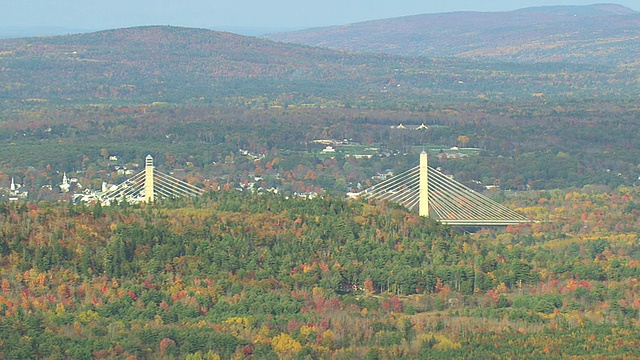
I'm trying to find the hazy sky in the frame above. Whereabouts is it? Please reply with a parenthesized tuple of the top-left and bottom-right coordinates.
(2, 1, 638, 31)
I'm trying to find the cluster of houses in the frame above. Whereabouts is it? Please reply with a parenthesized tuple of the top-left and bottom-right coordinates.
(1, 158, 143, 203)
(0, 173, 75, 202)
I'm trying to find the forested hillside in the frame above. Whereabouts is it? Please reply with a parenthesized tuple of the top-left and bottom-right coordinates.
(265, 4, 640, 66)
(0, 188, 640, 358)
(1, 26, 639, 110)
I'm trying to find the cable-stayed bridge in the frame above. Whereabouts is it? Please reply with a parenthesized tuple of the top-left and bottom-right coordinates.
(99, 153, 529, 226)
(358, 152, 531, 226)
(99, 155, 203, 205)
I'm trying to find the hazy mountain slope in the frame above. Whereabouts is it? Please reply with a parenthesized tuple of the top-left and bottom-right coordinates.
(265, 4, 640, 65)
(0, 26, 637, 109)
(0, 26, 394, 105)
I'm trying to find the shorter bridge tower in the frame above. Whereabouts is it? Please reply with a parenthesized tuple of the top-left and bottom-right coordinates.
(99, 154, 203, 205)
(145, 155, 155, 203)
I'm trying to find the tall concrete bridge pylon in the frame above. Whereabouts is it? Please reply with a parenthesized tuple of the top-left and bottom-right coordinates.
(359, 152, 532, 226)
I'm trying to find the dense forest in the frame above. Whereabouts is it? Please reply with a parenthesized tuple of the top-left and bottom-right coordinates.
(0, 188, 640, 358)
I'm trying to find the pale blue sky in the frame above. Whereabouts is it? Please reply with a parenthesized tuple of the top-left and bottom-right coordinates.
(1, 1, 637, 31)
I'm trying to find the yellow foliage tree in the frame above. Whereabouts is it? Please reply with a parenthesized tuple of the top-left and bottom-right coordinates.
(457, 135, 470, 147)
(321, 329, 336, 349)
(271, 333, 302, 359)
(431, 333, 462, 350)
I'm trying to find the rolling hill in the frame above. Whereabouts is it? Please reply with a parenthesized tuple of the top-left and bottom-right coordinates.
(0, 25, 638, 109)
(264, 4, 640, 66)
(0, 26, 382, 106)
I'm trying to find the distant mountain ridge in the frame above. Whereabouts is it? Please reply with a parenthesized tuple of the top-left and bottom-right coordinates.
(1, 26, 638, 109)
(0, 26, 381, 105)
(0, 25, 302, 39)
(264, 4, 640, 66)
(514, 3, 636, 15)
